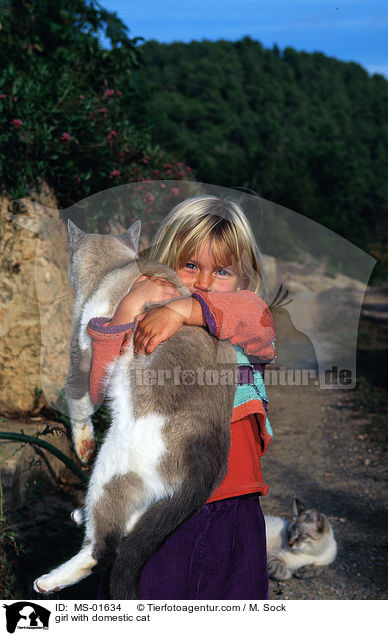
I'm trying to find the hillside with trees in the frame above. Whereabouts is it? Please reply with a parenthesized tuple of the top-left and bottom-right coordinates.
(137, 38, 388, 277)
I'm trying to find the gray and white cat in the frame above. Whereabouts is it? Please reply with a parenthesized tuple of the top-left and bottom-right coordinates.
(265, 498, 337, 580)
(33, 220, 236, 599)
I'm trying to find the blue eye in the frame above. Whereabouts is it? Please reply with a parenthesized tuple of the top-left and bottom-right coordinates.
(184, 262, 196, 270)
(217, 269, 231, 276)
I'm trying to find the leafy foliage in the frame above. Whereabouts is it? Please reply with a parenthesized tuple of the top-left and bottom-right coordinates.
(0, 0, 191, 208)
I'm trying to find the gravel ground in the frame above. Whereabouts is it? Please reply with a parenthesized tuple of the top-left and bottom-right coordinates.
(262, 364, 387, 600)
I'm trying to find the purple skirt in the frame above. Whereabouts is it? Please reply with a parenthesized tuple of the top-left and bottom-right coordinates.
(99, 493, 268, 600)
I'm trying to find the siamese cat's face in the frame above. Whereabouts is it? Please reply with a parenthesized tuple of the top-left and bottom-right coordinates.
(287, 508, 329, 555)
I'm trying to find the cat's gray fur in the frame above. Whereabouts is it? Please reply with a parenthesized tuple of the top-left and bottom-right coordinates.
(33, 220, 236, 599)
(265, 498, 337, 580)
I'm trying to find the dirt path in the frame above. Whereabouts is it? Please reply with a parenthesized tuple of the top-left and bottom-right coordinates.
(262, 289, 388, 600)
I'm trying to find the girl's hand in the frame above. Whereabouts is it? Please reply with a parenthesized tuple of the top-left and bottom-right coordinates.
(133, 297, 204, 355)
(133, 303, 185, 355)
(131, 275, 182, 305)
(110, 275, 181, 326)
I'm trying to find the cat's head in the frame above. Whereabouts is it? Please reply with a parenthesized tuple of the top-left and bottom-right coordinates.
(287, 498, 331, 554)
(67, 220, 141, 292)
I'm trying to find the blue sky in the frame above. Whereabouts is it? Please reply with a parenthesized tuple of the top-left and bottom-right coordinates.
(100, 0, 388, 78)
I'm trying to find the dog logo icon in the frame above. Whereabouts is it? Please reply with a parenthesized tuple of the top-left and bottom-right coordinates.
(3, 602, 50, 633)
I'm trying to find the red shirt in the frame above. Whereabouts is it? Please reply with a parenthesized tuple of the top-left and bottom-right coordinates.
(206, 413, 269, 503)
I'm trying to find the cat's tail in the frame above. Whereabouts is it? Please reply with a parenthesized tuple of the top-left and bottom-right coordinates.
(109, 436, 229, 599)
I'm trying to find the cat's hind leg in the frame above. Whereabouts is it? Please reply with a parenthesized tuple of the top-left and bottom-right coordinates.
(109, 437, 230, 599)
(33, 543, 97, 594)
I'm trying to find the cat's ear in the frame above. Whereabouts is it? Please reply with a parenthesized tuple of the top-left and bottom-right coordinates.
(67, 219, 85, 249)
(120, 220, 141, 254)
(309, 509, 328, 532)
(317, 513, 330, 533)
(292, 497, 305, 517)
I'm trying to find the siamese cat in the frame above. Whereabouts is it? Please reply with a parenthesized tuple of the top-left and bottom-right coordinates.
(33, 220, 236, 599)
(265, 498, 337, 580)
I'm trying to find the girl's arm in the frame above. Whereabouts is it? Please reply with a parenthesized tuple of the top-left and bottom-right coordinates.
(133, 290, 276, 362)
(191, 290, 276, 361)
(87, 276, 182, 404)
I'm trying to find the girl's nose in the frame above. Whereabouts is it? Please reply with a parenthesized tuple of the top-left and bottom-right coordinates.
(194, 271, 212, 291)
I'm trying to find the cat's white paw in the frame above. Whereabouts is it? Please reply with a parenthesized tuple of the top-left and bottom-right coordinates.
(33, 575, 63, 595)
(73, 420, 95, 464)
(33, 549, 97, 595)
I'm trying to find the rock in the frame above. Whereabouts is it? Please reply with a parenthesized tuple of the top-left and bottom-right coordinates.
(0, 187, 73, 413)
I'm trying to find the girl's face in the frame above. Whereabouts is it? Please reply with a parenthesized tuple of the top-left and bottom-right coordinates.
(176, 238, 241, 293)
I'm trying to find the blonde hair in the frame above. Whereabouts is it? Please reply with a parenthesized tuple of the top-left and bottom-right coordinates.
(149, 195, 268, 298)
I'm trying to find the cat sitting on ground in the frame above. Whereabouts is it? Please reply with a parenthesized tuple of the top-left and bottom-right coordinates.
(33, 220, 236, 599)
(265, 498, 337, 580)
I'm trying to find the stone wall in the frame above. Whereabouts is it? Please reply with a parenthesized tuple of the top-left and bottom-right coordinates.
(0, 187, 73, 414)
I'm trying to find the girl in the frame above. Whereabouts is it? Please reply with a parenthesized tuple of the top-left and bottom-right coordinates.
(87, 194, 276, 600)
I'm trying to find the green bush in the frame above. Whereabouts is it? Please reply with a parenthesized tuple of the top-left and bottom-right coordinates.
(0, 0, 192, 209)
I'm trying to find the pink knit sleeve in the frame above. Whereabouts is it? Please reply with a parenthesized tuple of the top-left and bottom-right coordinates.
(87, 317, 134, 404)
(191, 290, 276, 361)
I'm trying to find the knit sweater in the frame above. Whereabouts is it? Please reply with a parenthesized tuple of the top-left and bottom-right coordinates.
(87, 289, 276, 501)
(189, 290, 275, 501)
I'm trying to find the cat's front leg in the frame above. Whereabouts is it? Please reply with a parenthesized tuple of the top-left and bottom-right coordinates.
(66, 330, 96, 463)
(67, 394, 96, 464)
(267, 554, 292, 581)
(294, 564, 323, 579)
(72, 419, 96, 464)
